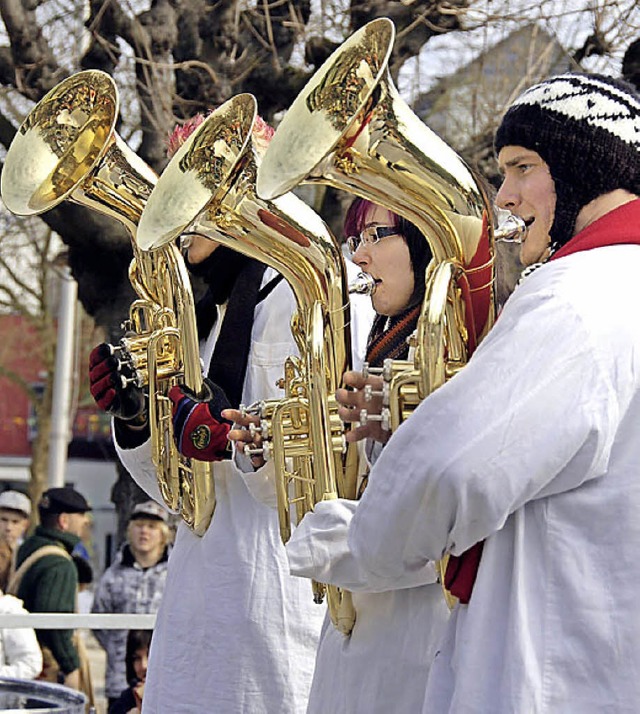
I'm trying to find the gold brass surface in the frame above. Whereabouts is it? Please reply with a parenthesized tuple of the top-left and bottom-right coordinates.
(137, 94, 357, 635)
(258, 18, 501, 608)
(1, 70, 215, 536)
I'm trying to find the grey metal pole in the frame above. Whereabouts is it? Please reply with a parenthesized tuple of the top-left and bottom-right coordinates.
(48, 266, 78, 488)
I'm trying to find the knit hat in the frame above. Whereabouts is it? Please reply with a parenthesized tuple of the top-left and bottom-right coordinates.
(495, 73, 640, 248)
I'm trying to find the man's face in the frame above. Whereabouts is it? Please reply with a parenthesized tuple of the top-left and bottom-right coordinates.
(62, 512, 89, 538)
(496, 146, 557, 266)
(0, 509, 29, 547)
(128, 518, 165, 562)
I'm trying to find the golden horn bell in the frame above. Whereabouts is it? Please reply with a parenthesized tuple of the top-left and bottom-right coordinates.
(1, 70, 216, 536)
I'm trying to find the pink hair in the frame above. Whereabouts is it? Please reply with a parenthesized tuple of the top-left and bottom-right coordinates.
(166, 112, 274, 159)
(343, 197, 401, 239)
(166, 114, 206, 158)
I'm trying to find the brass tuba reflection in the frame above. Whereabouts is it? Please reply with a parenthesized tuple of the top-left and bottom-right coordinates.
(256, 17, 507, 606)
(136, 93, 358, 635)
(0, 70, 215, 536)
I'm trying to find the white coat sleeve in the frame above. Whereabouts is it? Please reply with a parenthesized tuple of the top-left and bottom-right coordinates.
(287, 499, 438, 592)
(235, 453, 278, 509)
(114, 431, 174, 511)
(349, 286, 619, 581)
(0, 598, 43, 680)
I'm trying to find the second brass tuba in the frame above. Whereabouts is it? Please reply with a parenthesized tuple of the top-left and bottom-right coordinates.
(137, 94, 358, 635)
(257, 18, 504, 605)
(0, 70, 215, 535)
(257, 18, 499, 430)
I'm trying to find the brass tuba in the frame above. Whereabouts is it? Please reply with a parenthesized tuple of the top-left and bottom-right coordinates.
(136, 93, 358, 635)
(256, 17, 505, 605)
(257, 16, 501, 444)
(0, 70, 215, 535)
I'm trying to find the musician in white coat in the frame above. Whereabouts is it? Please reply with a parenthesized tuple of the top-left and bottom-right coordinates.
(103, 250, 322, 712)
(345, 73, 640, 713)
(88, 119, 373, 713)
(284, 198, 449, 714)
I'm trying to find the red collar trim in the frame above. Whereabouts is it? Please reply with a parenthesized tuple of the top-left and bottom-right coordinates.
(551, 198, 640, 261)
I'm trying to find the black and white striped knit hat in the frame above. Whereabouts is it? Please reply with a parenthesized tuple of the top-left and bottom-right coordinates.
(495, 73, 640, 247)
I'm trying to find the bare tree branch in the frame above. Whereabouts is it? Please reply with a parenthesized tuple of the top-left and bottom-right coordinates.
(0, 0, 66, 97)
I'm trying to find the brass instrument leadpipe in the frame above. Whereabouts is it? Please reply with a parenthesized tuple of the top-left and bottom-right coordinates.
(1, 71, 215, 535)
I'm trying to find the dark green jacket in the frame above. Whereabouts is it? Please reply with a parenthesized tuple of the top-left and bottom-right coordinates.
(16, 526, 81, 675)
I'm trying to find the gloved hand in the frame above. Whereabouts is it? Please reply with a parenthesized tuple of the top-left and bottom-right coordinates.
(169, 379, 233, 461)
(89, 343, 146, 421)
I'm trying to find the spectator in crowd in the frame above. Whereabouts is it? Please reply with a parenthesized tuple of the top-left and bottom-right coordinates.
(0, 491, 31, 547)
(12, 486, 93, 700)
(108, 629, 152, 714)
(73, 553, 94, 615)
(92, 501, 169, 710)
(0, 539, 42, 679)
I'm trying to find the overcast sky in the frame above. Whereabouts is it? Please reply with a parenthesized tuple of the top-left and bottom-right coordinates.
(397, 0, 639, 100)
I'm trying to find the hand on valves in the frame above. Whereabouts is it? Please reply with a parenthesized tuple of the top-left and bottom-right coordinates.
(335, 369, 391, 445)
(89, 343, 147, 423)
(223, 408, 267, 470)
(168, 380, 233, 462)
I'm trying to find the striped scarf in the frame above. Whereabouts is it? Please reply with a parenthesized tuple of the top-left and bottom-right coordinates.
(357, 304, 421, 500)
(365, 304, 421, 367)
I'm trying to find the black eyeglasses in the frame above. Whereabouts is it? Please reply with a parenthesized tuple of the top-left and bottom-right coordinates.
(346, 225, 399, 254)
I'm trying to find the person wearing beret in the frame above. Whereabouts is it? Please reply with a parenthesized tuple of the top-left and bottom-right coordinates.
(12, 486, 91, 693)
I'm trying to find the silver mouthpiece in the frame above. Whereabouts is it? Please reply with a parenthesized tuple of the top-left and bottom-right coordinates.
(348, 271, 376, 296)
(495, 214, 527, 244)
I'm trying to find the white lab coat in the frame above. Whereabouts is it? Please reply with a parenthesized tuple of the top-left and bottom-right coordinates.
(287, 498, 448, 714)
(286, 271, 448, 714)
(0, 592, 42, 680)
(117, 266, 373, 714)
(349, 244, 640, 713)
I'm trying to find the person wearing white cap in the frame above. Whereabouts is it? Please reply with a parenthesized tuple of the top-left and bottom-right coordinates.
(0, 491, 31, 550)
(91, 500, 170, 709)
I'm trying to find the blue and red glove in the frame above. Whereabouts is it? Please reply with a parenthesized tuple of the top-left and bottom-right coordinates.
(169, 380, 233, 461)
(89, 343, 146, 421)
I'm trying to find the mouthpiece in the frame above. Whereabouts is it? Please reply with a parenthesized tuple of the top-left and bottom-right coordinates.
(495, 214, 527, 244)
(349, 271, 376, 296)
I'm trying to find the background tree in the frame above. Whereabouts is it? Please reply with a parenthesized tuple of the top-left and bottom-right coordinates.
(0, 0, 636, 526)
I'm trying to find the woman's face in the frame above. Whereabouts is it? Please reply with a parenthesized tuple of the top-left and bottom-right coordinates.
(351, 204, 415, 317)
(496, 146, 557, 266)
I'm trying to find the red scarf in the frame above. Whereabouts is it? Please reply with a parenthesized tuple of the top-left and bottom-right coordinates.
(444, 198, 640, 604)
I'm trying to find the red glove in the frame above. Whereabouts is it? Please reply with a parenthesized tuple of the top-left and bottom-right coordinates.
(169, 380, 233, 461)
(89, 343, 146, 421)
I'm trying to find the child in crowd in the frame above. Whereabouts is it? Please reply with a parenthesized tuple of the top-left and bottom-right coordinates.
(108, 630, 151, 714)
